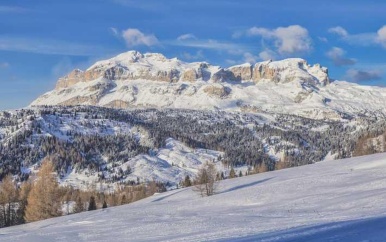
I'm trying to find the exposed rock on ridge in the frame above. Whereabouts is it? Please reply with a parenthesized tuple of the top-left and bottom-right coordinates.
(54, 51, 329, 90)
(33, 50, 386, 121)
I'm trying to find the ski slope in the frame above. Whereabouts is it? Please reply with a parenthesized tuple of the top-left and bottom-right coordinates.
(1, 153, 386, 241)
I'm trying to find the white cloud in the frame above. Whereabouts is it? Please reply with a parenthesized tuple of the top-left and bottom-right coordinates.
(327, 26, 383, 47)
(258, 49, 276, 61)
(0, 62, 9, 69)
(171, 39, 243, 53)
(231, 31, 243, 39)
(243, 52, 259, 64)
(177, 34, 197, 41)
(345, 69, 382, 82)
(0, 36, 114, 56)
(326, 47, 356, 66)
(110, 27, 119, 37)
(225, 59, 237, 65)
(180, 50, 204, 61)
(376, 25, 386, 48)
(328, 26, 349, 37)
(247, 25, 312, 55)
(51, 57, 75, 78)
(121, 28, 159, 47)
(318, 37, 328, 43)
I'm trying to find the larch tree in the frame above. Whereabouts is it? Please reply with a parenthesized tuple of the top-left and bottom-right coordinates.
(73, 196, 84, 214)
(120, 194, 127, 205)
(17, 181, 32, 224)
(0, 174, 18, 227)
(193, 162, 218, 197)
(25, 157, 62, 222)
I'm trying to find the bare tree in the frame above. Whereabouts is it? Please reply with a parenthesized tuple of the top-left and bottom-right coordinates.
(193, 162, 218, 197)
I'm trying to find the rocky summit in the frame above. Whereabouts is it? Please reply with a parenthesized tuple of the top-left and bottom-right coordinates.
(32, 51, 386, 120)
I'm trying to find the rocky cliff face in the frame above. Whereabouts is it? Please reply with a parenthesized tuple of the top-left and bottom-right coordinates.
(53, 51, 329, 91)
(252, 59, 329, 85)
(32, 50, 386, 120)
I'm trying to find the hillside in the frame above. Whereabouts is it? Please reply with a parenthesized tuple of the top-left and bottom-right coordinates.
(2, 106, 385, 190)
(1, 153, 385, 241)
(31, 51, 386, 120)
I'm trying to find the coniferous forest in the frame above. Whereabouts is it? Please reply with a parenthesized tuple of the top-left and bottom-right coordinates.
(0, 106, 386, 228)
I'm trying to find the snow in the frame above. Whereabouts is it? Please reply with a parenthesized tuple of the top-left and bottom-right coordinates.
(31, 51, 386, 120)
(2, 153, 386, 241)
(59, 137, 224, 190)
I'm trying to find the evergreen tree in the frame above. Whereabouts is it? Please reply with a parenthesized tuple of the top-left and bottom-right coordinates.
(88, 196, 97, 211)
(239, 170, 243, 177)
(221, 172, 225, 180)
(229, 168, 236, 179)
(102, 201, 107, 209)
(184, 175, 192, 187)
(25, 158, 62, 222)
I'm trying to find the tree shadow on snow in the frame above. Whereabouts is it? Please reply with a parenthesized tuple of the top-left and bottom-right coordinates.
(151, 189, 185, 202)
(219, 177, 273, 194)
(215, 215, 386, 242)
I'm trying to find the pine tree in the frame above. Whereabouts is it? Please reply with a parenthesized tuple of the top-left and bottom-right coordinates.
(239, 170, 243, 177)
(25, 157, 62, 222)
(229, 167, 236, 179)
(221, 171, 225, 180)
(184, 175, 192, 187)
(102, 201, 107, 209)
(88, 196, 97, 211)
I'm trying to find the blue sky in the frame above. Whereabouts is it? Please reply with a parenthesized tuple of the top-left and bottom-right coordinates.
(1, 0, 386, 110)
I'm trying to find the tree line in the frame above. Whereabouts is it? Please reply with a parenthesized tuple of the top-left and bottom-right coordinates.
(0, 156, 165, 228)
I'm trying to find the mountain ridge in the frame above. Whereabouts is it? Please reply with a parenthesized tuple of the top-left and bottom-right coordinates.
(31, 51, 386, 120)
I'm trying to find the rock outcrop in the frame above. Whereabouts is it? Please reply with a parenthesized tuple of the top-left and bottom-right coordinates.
(31, 50, 357, 120)
(203, 84, 231, 98)
(228, 64, 253, 81)
(252, 59, 330, 86)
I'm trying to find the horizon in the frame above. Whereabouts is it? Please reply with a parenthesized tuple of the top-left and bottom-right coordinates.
(1, 0, 386, 110)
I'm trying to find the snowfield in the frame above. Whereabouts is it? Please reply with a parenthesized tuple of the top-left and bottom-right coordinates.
(1, 153, 386, 241)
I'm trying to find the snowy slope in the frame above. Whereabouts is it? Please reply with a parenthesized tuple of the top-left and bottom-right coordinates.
(2, 153, 386, 241)
(30, 51, 386, 120)
(61, 138, 225, 190)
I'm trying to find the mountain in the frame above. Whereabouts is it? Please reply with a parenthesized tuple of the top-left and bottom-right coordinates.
(31, 51, 386, 120)
(2, 106, 385, 191)
(1, 153, 385, 241)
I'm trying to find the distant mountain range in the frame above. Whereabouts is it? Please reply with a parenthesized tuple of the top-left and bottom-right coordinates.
(2, 51, 386, 191)
(31, 51, 386, 120)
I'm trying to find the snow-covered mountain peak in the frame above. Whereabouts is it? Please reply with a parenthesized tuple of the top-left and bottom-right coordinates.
(31, 50, 386, 120)
(252, 58, 329, 86)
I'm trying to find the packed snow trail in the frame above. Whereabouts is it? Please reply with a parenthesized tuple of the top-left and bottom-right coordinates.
(1, 153, 386, 241)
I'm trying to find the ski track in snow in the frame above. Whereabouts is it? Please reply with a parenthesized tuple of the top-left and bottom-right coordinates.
(1, 153, 386, 241)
